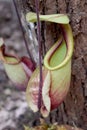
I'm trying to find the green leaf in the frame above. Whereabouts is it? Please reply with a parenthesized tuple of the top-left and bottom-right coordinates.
(26, 12, 69, 24)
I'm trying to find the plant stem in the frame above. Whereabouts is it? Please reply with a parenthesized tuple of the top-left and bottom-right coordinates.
(13, 0, 34, 63)
(35, 0, 43, 110)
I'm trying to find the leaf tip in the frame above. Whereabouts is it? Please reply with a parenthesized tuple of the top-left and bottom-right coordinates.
(26, 12, 36, 22)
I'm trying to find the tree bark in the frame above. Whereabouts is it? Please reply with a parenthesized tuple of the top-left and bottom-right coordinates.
(18, 0, 87, 129)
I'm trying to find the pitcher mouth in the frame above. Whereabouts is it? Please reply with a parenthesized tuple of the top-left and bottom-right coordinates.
(44, 24, 74, 71)
(44, 37, 67, 70)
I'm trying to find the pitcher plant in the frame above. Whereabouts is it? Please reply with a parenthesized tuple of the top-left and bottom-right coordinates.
(0, 38, 36, 91)
(26, 12, 74, 117)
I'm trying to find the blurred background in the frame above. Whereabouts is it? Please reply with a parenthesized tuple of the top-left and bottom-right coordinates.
(0, 0, 39, 130)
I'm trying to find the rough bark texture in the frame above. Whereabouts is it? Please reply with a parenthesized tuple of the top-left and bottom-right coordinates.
(18, 0, 87, 130)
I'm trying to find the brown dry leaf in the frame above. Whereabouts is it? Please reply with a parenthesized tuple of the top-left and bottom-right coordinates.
(57, 125, 83, 130)
(24, 124, 84, 130)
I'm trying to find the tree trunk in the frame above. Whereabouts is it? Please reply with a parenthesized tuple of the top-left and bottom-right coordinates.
(18, 0, 87, 129)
